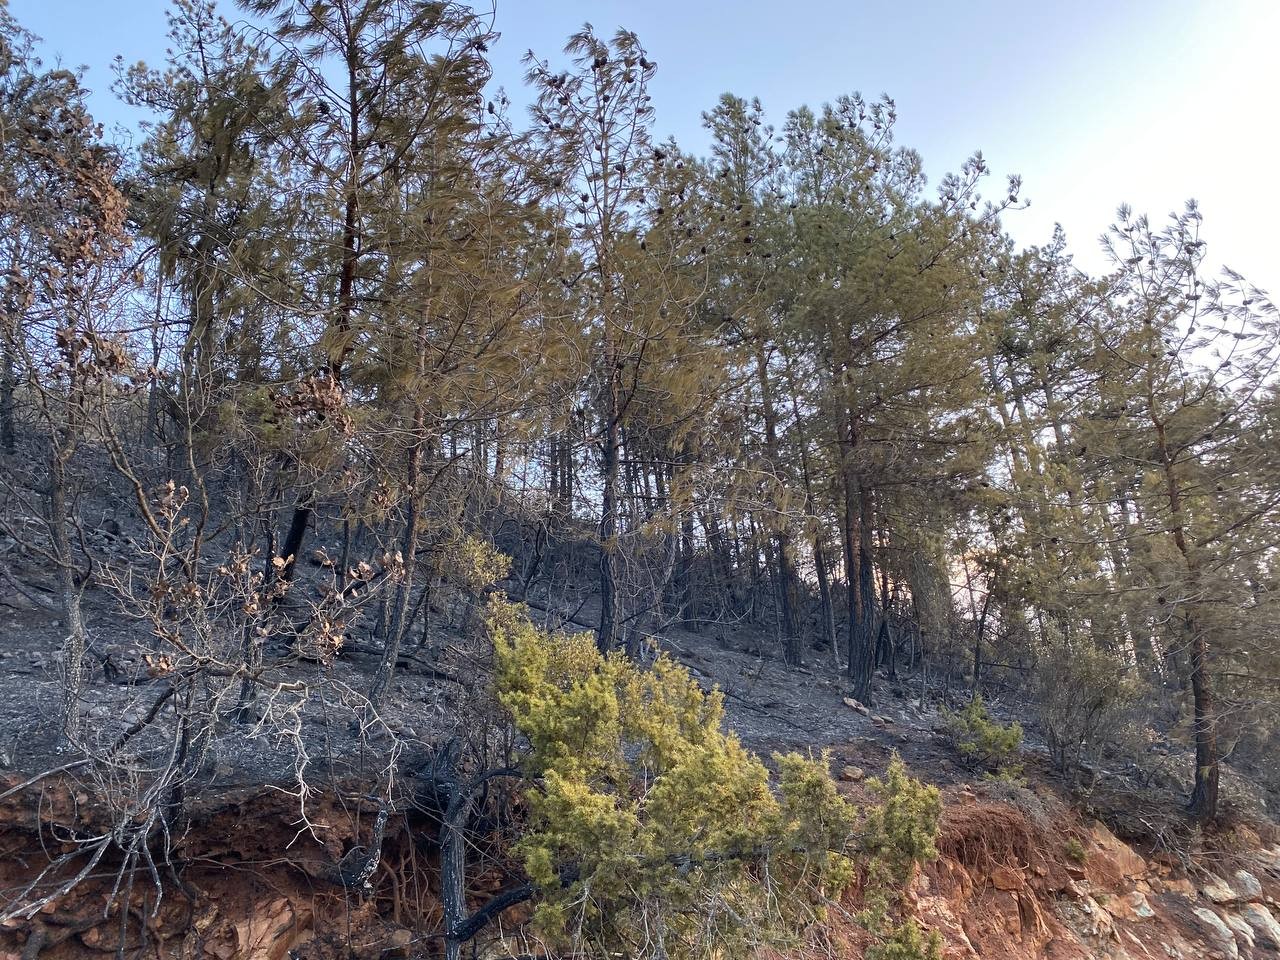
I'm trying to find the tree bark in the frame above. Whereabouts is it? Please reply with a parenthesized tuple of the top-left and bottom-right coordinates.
(1151, 400, 1217, 822)
(369, 438, 423, 710)
(276, 505, 311, 583)
(780, 346, 837, 665)
(754, 345, 802, 663)
(48, 442, 86, 741)
(1187, 620, 1218, 822)
(814, 535, 838, 669)
(843, 469, 876, 702)
(597, 365, 621, 652)
(0, 334, 14, 456)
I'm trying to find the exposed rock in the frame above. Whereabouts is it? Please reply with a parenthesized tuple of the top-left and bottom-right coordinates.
(1104, 889, 1156, 922)
(839, 765, 864, 782)
(1256, 846, 1280, 877)
(1203, 875, 1240, 905)
(1232, 869, 1263, 901)
(1088, 820, 1147, 881)
(1129, 890, 1156, 920)
(233, 897, 310, 960)
(1191, 907, 1240, 959)
(914, 892, 981, 957)
(1221, 911, 1255, 951)
(842, 697, 870, 715)
(1159, 876, 1197, 897)
(1242, 903, 1280, 950)
(81, 924, 133, 951)
(992, 864, 1025, 891)
(1063, 878, 1088, 899)
(1059, 893, 1116, 940)
(386, 927, 414, 957)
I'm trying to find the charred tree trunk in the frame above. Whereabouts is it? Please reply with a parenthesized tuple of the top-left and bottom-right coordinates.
(560, 429, 574, 509)
(1150, 397, 1218, 823)
(276, 505, 311, 584)
(1187, 619, 1218, 822)
(679, 506, 697, 629)
(754, 345, 802, 663)
(48, 440, 86, 741)
(597, 367, 621, 653)
(548, 435, 560, 502)
(0, 333, 14, 456)
(369, 438, 423, 710)
(781, 347, 836, 666)
(775, 533, 802, 666)
(843, 471, 876, 702)
(814, 534, 838, 668)
(279, 93, 361, 577)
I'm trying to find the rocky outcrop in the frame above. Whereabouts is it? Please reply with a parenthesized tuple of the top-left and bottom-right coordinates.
(1243, 902, 1280, 950)
(913, 796, 1280, 960)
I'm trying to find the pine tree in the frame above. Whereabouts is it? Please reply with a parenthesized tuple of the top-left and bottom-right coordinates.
(239, 0, 497, 578)
(772, 95, 1015, 698)
(527, 29, 725, 653)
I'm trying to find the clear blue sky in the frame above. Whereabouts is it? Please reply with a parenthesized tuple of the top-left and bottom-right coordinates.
(10, 0, 1279, 293)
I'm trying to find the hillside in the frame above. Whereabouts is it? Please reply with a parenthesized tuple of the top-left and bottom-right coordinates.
(2, 566, 1280, 958)
(2, 484, 1280, 957)
(3, 0, 1280, 956)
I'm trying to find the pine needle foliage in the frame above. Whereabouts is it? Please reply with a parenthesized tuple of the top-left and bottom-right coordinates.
(941, 695, 1023, 778)
(489, 597, 880, 958)
(859, 754, 944, 957)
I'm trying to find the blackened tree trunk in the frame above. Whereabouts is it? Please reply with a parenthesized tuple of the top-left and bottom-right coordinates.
(277, 504, 311, 582)
(843, 470, 876, 702)
(781, 347, 836, 666)
(369, 437, 423, 710)
(1150, 402, 1219, 823)
(560, 429, 574, 509)
(754, 345, 802, 663)
(0, 335, 14, 456)
(813, 534, 838, 668)
(597, 367, 621, 653)
(775, 532, 803, 666)
(278, 73, 362, 575)
(679, 496, 697, 630)
(48, 440, 87, 741)
(1187, 620, 1218, 821)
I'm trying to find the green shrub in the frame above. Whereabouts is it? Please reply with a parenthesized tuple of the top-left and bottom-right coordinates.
(868, 918, 943, 960)
(490, 599, 949, 959)
(1064, 837, 1087, 864)
(858, 754, 943, 939)
(490, 597, 857, 958)
(942, 695, 1023, 777)
(861, 755, 943, 891)
(446, 534, 511, 592)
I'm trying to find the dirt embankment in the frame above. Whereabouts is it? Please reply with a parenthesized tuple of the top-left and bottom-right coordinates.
(0, 778, 470, 960)
(2, 771, 1279, 960)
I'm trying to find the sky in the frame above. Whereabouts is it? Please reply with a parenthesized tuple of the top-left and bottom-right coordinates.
(9, 0, 1280, 294)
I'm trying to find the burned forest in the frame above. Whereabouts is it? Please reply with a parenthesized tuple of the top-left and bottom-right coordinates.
(2, 2, 1280, 958)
